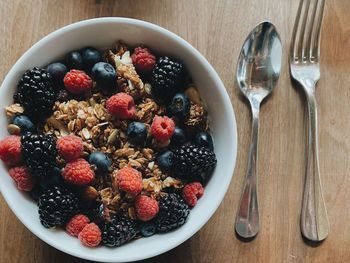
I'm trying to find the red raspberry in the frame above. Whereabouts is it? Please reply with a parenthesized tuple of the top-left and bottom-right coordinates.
(151, 116, 175, 141)
(63, 69, 93, 94)
(106, 93, 136, 119)
(62, 158, 95, 185)
(57, 135, 84, 161)
(78, 223, 101, 247)
(116, 166, 143, 194)
(131, 47, 156, 72)
(66, 214, 90, 237)
(134, 195, 159, 222)
(182, 182, 204, 207)
(0, 135, 22, 166)
(9, 166, 36, 191)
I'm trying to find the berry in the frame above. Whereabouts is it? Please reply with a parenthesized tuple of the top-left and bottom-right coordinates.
(131, 47, 156, 73)
(116, 166, 142, 194)
(21, 134, 57, 179)
(46, 62, 67, 89)
(0, 135, 22, 166)
(194, 131, 214, 150)
(14, 67, 56, 121)
(65, 51, 83, 69)
(78, 223, 102, 247)
(100, 217, 138, 247)
(106, 93, 136, 119)
(151, 116, 175, 142)
(9, 166, 36, 191)
(66, 214, 90, 237)
(62, 158, 95, 185)
(135, 195, 159, 222)
(39, 166, 64, 189)
(88, 152, 111, 174)
(151, 56, 185, 102)
(182, 182, 204, 207)
(30, 185, 44, 201)
(170, 127, 187, 146)
(127, 122, 147, 146)
(91, 62, 116, 89)
(168, 93, 190, 118)
(156, 150, 174, 171)
(57, 135, 83, 161)
(82, 47, 102, 72)
(139, 221, 157, 237)
(12, 115, 36, 134)
(172, 144, 217, 179)
(63, 69, 93, 94)
(57, 89, 71, 102)
(38, 186, 79, 228)
(155, 193, 190, 232)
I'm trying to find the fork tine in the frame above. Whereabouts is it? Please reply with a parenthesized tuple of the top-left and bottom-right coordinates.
(310, 0, 326, 61)
(303, 0, 318, 61)
(290, 0, 304, 62)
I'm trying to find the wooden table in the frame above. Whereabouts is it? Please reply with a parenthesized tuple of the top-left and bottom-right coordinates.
(1, 0, 349, 262)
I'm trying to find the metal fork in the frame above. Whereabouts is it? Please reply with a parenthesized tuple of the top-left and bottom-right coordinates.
(290, 0, 329, 241)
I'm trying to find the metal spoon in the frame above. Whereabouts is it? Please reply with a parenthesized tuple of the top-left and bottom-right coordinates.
(235, 22, 282, 239)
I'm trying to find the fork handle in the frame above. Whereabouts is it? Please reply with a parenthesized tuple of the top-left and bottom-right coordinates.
(301, 92, 329, 241)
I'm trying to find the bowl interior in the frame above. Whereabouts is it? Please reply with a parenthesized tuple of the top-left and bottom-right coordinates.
(0, 18, 237, 262)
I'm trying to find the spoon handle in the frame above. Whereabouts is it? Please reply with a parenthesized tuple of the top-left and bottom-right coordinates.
(235, 105, 260, 238)
(300, 92, 329, 241)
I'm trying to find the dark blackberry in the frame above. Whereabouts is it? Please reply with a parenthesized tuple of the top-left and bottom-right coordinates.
(172, 144, 217, 179)
(38, 186, 79, 228)
(21, 134, 57, 179)
(151, 56, 185, 102)
(100, 217, 138, 247)
(155, 193, 190, 232)
(14, 67, 56, 122)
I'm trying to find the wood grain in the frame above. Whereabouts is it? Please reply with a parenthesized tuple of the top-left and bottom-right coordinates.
(0, 0, 350, 262)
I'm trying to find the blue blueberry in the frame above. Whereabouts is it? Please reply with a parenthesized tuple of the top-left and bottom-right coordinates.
(139, 222, 157, 237)
(168, 93, 190, 118)
(194, 131, 214, 150)
(170, 127, 187, 146)
(12, 115, 36, 133)
(46, 62, 67, 86)
(127, 122, 147, 146)
(91, 62, 116, 89)
(39, 167, 63, 189)
(82, 47, 102, 72)
(88, 151, 111, 174)
(157, 150, 174, 171)
(65, 51, 83, 69)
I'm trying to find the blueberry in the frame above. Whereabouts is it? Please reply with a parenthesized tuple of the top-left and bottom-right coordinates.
(82, 47, 102, 72)
(139, 222, 157, 237)
(127, 122, 147, 146)
(91, 62, 116, 89)
(39, 167, 63, 189)
(12, 115, 36, 133)
(88, 152, 111, 174)
(171, 127, 187, 146)
(65, 51, 83, 69)
(168, 93, 190, 118)
(30, 185, 44, 201)
(46, 62, 67, 86)
(194, 131, 214, 150)
(157, 150, 174, 171)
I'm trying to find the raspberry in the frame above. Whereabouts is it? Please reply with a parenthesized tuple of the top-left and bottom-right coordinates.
(62, 158, 95, 185)
(66, 214, 90, 237)
(182, 182, 204, 207)
(57, 135, 83, 161)
(131, 47, 156, 73)
(9, 166, 36, 191)
(106, 93, 136, 119)
(116, 166, 142, 194)
(78, 223, 102, 247)
(135, 195, 159, 222)
(63, 69, 93, 94)
(0, 135, 22, 166)
(151, 116, 175, 141)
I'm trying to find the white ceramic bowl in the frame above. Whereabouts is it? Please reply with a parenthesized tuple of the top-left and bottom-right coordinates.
(0, 18, 237, 262)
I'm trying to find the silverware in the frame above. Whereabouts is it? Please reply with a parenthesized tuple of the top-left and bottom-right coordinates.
(290, 0, 329, 241)
(235, 22, 282, 239)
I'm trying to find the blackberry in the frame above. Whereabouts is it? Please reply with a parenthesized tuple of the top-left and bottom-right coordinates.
(172, 144, 217, 179)
(14, 67, 56, 122)
(21, 133, 57, 179)
(38, 186, 78, 228)
(151, 56, 185, 102)
(100, 217, 138, 247)
(155, 193, 190, 232)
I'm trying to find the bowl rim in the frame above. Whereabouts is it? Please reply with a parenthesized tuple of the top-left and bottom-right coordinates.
(0, 17, 237, 262)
